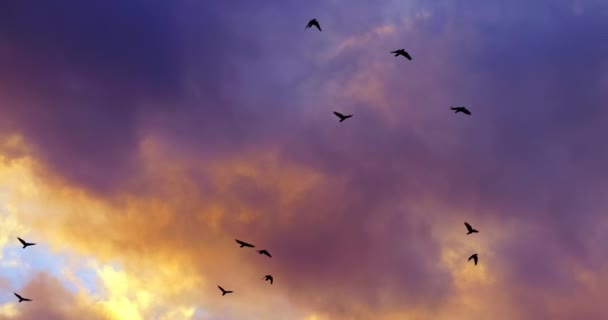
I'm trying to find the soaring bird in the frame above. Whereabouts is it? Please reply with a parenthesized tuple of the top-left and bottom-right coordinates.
(333, 111, 353, 122)
(464, 222, 479, 235)
(391, 49, 412, 60)
(451, 106, 471, 115)
(218, 286, 233, 296)
(14, 293, 31, 303)
(468, 253, 479, 266)
(257, 249, 272, 258)
(263, 274, 274, 284)
(17, 237, 35, 249)
(306, 19, 322, 31)
(235, 239, 255, 248)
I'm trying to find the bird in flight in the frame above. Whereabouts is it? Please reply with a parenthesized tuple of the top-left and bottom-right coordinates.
(257, 249, 272, 258)
(333, 112, 353, 122)
(17, 237, 36, 249)
(263, 274, 274, 285)
(306, 19, 321, 31)
(218, 286, 233, 296)
(235, 239, 255, 248)
(468, 253, 479, 266)
(464, 222, 479, 235)
(391, 49, 412, 60)
(14, 293, 31, 303)
(451, 106, 471, 115)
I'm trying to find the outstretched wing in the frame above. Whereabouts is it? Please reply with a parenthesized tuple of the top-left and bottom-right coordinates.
(14, 293, 22, 300)
(262, 251, 272, 257)
(218, 286, 225, 292)
(17, 238, 26, 245)
(314, 22, 322, 31)
(464, 222, 473, 231)
(463, 108, 471, 115)
(333, 111, 344, 118)
(403, 52, 412, 60)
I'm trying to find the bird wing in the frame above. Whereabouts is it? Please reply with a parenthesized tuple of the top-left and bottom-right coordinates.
(14, 293, 22, 299)
(333, 112, 344, 118)
(218, 286, 225, 292)
(463, 109, 471, 115)
(263, 251, 272, 257)
(464, 222, 472, 231)
(23, 298, 31, 301)
(314, 22, 321, 31)
(17, 238, 26, 245)
(404, 52, 412, 60)
(473, 256, 478, 264)
(235, 239, 253, 247)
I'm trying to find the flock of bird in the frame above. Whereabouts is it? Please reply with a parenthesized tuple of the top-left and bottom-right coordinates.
(217, 18, 475, 297)
(218, 239, 273, 296)
(8, 17, 476, 306)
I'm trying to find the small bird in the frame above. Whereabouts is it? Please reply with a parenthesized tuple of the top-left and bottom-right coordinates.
(468, 253, 479, 266)
(306, 19, 321, 31)
(14, 293, 31, 303)
(451, 106, 471, 115)
(235, 239, 255, 248)
(391, 49, 412, 60)
(218, 286, 233, 296)
(263, 274, 274, 284)
(257, 249, 272, 258)
(333, 111, 353, 122)
(464, 222, 479, 235)
(17, 237, 36, 249)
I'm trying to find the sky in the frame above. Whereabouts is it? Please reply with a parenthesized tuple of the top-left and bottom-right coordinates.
(0, 0, 607, 319)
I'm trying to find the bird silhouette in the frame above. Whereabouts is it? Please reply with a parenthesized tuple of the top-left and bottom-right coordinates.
(218, 286, 233, 296)
(257, 249, 272, 258)
(451, 106, 471, 115)
(468, 254, 479, 266)
(391, 49, 412, 60)
(464, 222, 479, 235)
(306, 19, 321, 31)
(263, 274, 274, 284)
(14, 293, 31, 303)
(17, 237, 36, 249)
(235, 239, 255, 248)
(333, 112, 353, 122)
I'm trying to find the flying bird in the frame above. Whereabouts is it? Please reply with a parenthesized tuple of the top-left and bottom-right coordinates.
(218, 286, 233, 296)
(391, 49, 412, 60)
(263, 274, 274, 284)
(257, 249, 272, 258)
(235, 239, 255, 248)
(14, 293, 31, 303)
(333, 111, 353, 122)
(306, 19, 321, 31)
(464, 222, 479, 235)
(17, 237, 36, 249)
(468, 253, 479, 266)
(451, 106, 471, 115)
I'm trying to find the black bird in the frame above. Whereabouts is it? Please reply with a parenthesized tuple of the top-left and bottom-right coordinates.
(257, 249, 272, 258)
(451, 106, 471, 115)
(17, 237, 35, 249)
(468, 253, 479, 266)
(391, 49, 412, 60)
(464, 222, 479, 235)
(218, 286, 233, 296)
(235, 239, 255, 248)
(14, 293, 31, 303)
(263, 274, 274, 284)
(333, 112, 353, 122)
(306, 19, 322, 31)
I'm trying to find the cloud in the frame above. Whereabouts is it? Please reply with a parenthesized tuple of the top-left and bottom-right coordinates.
(1, 0, 608, 319)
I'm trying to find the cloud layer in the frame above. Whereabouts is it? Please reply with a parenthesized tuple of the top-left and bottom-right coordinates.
(1, 0, 608, 319)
